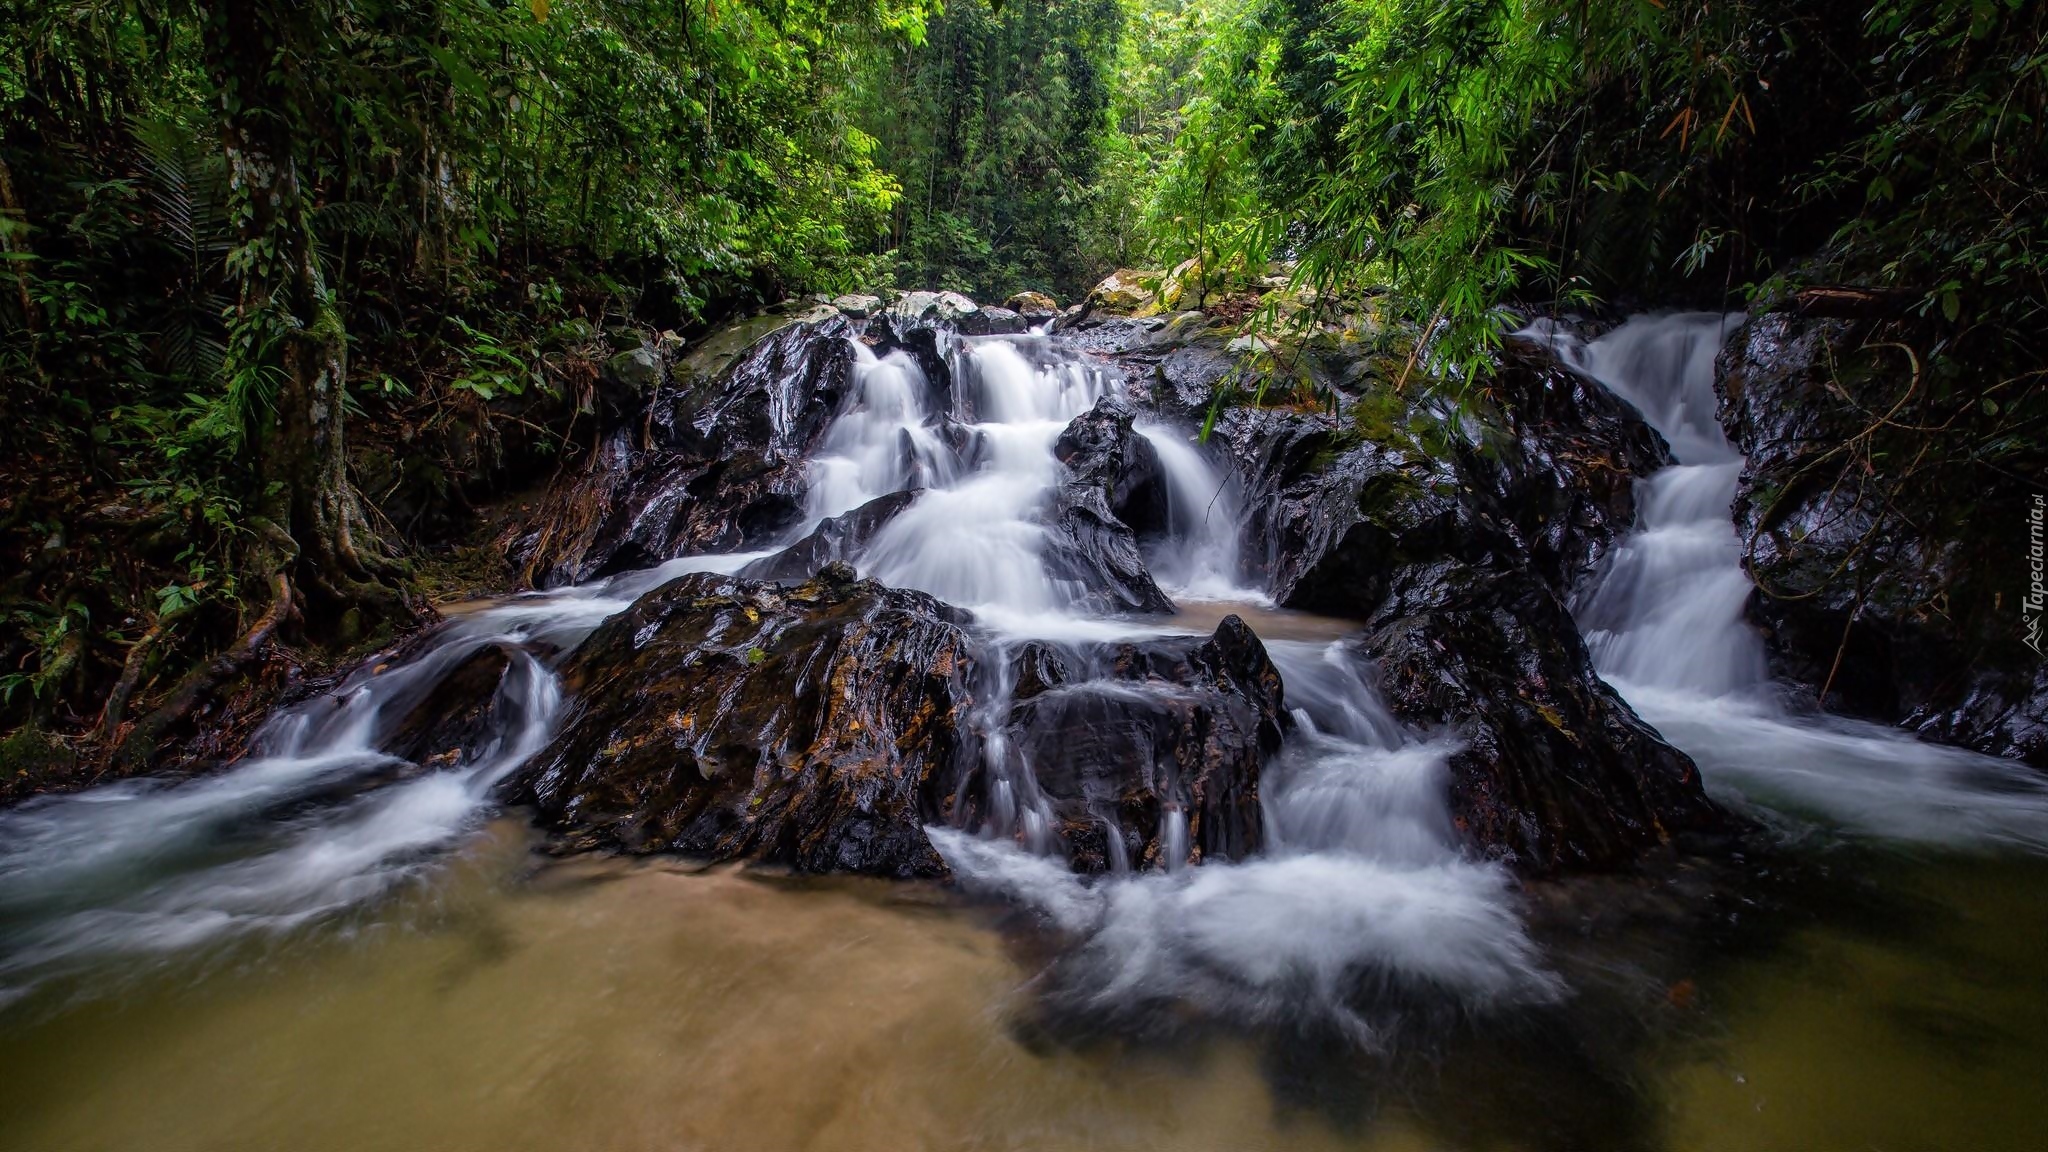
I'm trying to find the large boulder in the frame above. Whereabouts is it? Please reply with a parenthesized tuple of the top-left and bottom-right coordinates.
(1371, 565, 1724, 872)
(1040, 397, 1176, 614)
(1084, 268, 1162, 317)
(891, 290, 1023, 334)
(1484, 336, 1674, 594)
(949, 617, 1288, 871)
(1053, 394, 1170, 537)
(508, 309, 853, 587)
(1719, 313, 2046, 764)
(1004, 290, 1060, 319)
(1197, 341, 1729, 873)
(510, 566, 977, 877)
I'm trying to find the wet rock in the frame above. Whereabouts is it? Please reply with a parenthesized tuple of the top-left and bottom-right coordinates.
(378, 643, 515, 768)
(1719, 313, 2047, 765)
(512, 570, 977, 877)
(1041, 397, 1176, 615)
(1053, 395, 1170, 537)
(1484, 337, 1674, 593)
(737, 490, 921, 583)
(1152, 341, 1240, 415)
(1370, 567, 1726, 873)
(958, 617, 1287, 871)
(510, 312, 856, 587)
(1005, 641, 1072, 704)
(1194, 343, 1726, 872)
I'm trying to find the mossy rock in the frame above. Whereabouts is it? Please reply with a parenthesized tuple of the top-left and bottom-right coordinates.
(0, 726, 77, 796)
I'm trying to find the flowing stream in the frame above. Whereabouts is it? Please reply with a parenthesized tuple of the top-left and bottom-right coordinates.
(1531, 313, 2048, 849)
(3, 317, 2048, 1150)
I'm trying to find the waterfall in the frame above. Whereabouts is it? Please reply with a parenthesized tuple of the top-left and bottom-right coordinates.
(0, 319, 1566, 1027)
(1526, 313, 2048, 850)
(804, 341, 954, 524)
(1137, 420, 1264, 604)
(1538, 313, 1771, 698)
(856, 337, 1101, 617)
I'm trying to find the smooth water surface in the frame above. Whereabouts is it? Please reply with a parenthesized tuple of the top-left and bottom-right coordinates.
(2, 823, 2045, 1152)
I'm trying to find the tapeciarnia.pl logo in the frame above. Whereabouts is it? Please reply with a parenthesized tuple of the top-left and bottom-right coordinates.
(2027, 493, 2045, 657)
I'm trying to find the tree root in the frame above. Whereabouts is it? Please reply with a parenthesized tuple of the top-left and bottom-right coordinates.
(111, 569, 296, 771)
(96, 601, 195, 740)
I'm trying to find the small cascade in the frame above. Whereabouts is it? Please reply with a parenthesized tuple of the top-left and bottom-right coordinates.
(932, 637, 1556, 1039)
(1532, 312, 1770, 698)
(1137, 420, 1261, 602)
(0, 551, 766, 998)
(804, 341, 954, 524)
(1529, 313, 2048, 849)
(852, 336, 1105, 616)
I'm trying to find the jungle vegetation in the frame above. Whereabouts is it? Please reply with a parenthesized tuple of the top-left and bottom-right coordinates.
(1, 0, 2041, 776)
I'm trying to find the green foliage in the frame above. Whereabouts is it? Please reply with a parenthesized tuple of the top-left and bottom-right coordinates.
(1105, 0, 2041, 397)
(861, 0, 1126, 300)
(1803, 0, 2045, 332)
(0, 0, 940, 731)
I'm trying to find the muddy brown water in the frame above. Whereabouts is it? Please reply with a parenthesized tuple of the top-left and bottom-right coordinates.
(2, 817, 2045, 1152)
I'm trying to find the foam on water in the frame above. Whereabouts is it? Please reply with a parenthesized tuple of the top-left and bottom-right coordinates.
(934, 638, 1560, 1038)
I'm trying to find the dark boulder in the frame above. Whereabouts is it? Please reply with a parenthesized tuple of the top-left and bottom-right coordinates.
(509, 309, 853, 587)
(737, 490, 922, 583)
(1484, 337, 1674, 594)
(1190, 338, 1728, 872)
(1040, 396, 1176, 614)
(1370, 567, 1724, 873)
(377, 643, 516, 769)
(952, 617, 1287, 872)
(510, 566, 976, 877)
(1719, 313, 2047, 765)
(1054, 394, 1171, 537)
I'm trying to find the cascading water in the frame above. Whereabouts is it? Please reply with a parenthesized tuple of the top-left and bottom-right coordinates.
(932, 638, 1555, 1040)
(1528, 313, 2048, 850)
(0, 551, 765, 1001)
(0, 321, 1556, 1029)
(1137, 419, 1261, 603)
(856, 336, 1104, 617)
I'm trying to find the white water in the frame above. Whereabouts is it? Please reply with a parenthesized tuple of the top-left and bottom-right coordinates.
(0, 551, 766, 1000)
(1527, 313, 2048, 850)
(933, 638, 1557, 1041)
(789, 334, 1555, 1028)
(0, 324, 1550, 1027)
(825, 332, 1265, 624)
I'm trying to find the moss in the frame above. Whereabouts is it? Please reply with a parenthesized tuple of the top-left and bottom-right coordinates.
(0, 725, 77, 792)
(413, 541, 516, 605)
(1352, 386, 1411, 446)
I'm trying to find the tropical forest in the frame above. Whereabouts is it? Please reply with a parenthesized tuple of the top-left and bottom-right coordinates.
(0, 1, 2044, 1148)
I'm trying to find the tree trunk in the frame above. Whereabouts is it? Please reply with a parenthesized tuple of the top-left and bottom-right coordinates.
(205, 2, 415, 646)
